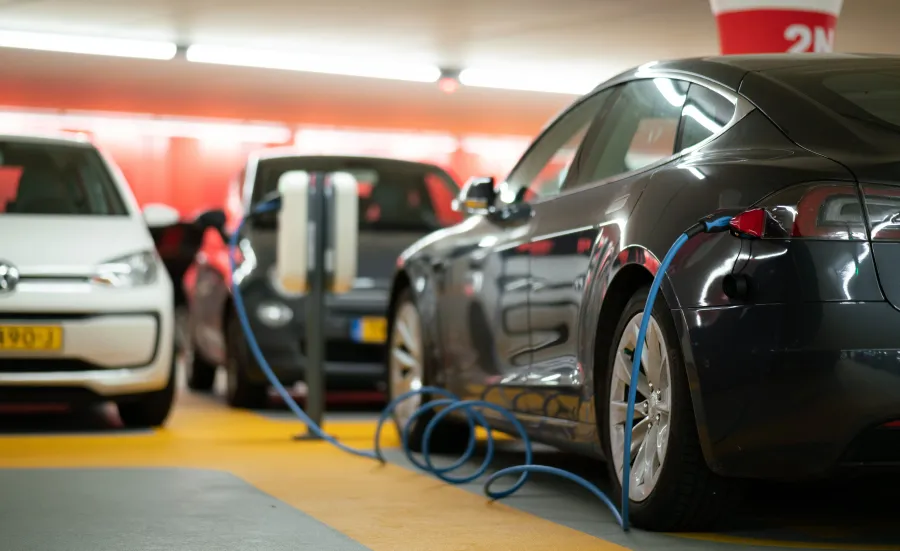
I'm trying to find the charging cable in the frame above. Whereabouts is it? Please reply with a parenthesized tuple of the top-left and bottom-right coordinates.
(228, 196, 733, 531)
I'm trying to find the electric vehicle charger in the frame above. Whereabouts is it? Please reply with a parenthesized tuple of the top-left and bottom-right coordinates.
(228, 197, 733, 531)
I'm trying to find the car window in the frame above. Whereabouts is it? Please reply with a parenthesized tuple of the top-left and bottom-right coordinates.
(496, 89, 613, 205)
(0, 140, 127, 216)
(770, 67, 900, 131)
(253, 158, 461, 231)
(578, 78, 688, 186)
(678, 83, 736, 151)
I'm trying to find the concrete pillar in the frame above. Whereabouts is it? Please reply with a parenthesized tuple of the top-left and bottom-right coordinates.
(710, 0, 843, 54)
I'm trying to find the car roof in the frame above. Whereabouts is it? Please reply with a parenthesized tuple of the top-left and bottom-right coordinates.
(250, 149, 458, 181)
(254, 149, 444, 168)
(600, 53, 900, 93)
(0, 132, 94, 148)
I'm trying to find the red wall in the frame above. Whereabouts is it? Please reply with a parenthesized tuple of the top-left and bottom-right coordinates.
(0, 109, 533, 216)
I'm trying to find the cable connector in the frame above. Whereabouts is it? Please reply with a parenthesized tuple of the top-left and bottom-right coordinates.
(685, 208, 746, 237)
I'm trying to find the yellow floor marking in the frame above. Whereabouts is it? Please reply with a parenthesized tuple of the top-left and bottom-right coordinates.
(0, 393, 629, 551)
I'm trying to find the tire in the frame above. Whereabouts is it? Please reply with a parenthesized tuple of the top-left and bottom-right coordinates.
(118, 357, 176, 428)
(185, 349, 217, 392)
(599, 286, 741, 531)
(224, 312, 269, 409)
(388, 288, 471, 454)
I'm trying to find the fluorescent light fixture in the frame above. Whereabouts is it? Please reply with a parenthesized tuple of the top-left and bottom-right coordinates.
(294, 128, 458, 158)
(0, 109, 292, 143)
(458, 67, 603, 95)
(186, 44, 442, 83)
(0, 29, 176, 60)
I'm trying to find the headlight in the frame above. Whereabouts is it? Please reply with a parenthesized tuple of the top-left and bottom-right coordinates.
(93, 251, 158, 287)
(232, 238, 257, 286)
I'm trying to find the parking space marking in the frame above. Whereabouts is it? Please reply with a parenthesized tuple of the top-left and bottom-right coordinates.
(0, 393, 629, 551)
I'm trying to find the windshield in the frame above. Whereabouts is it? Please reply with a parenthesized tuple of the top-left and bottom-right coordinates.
(252, 157, 461, 231)
(774, 65, 900, 132)
(0, 140, 127, 216)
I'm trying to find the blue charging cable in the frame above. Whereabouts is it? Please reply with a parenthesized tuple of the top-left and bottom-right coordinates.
(227, 197, 733, 531)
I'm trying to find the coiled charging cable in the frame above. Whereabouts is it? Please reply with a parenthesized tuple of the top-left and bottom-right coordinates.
(228, 198, 733, 531)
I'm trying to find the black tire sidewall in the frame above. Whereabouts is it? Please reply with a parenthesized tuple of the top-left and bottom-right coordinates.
(119, 355, 176, 428)
(599, 286, 696, 522)
(225, 312, 268, 408)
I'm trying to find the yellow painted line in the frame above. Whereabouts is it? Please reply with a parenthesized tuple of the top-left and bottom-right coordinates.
(0, 393, 629, 551)
(674, 532, 900, 551)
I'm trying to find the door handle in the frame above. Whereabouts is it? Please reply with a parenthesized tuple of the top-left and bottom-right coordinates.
(490, 202, 533, 226)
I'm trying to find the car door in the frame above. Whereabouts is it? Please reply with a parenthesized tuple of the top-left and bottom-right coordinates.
(521, 78, 691, 424)
(435, 208, 535, 402)
(453, 90, 618, 412)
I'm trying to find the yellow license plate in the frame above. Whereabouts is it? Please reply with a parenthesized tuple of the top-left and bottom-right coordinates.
(351, 317, 387, 344)
(0, 325, 63, 351)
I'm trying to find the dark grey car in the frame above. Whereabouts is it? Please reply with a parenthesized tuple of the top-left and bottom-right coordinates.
(184, 153, 460, 408)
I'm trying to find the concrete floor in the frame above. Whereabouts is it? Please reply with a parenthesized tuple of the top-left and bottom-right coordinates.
(0, 389, 898, 551)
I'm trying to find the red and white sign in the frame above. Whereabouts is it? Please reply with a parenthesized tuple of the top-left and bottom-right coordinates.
(710, 0, 843, 55)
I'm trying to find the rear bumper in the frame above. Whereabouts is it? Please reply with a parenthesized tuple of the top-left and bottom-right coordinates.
(682, 301, 900, 480)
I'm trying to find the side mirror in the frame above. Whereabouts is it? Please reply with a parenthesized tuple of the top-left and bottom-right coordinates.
(193, 208, 227, 231)
(452, 176, 496, 215)
(143, 203, 181, 228)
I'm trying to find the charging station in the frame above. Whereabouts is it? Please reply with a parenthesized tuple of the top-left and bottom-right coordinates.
(274, 170, 360, 436)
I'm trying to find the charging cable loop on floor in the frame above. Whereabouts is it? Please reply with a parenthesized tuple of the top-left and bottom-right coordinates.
(228, 195, 734, 532)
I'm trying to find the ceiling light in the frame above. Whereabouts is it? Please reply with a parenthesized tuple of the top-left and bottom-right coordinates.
(0, 29, 176, 60)
(0, 109, 292, 143)
(458, 67, 603, 95)
(186, 44, 442, 83)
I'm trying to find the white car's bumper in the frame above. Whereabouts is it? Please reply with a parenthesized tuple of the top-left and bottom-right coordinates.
(0, 276, 174, 398)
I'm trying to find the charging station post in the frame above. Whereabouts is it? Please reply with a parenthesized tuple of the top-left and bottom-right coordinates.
(275, 170, 358, 441)
(295, 172, 328, 438)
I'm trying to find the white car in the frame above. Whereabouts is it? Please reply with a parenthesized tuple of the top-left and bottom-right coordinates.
(0, 133, 178, 427)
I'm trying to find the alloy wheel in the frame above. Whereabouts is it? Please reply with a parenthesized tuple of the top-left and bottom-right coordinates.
(389, 300, 424, 428)
(609, 312, 673, 502)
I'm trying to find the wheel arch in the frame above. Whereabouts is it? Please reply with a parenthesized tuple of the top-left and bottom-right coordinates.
(583, 245, 717, 469)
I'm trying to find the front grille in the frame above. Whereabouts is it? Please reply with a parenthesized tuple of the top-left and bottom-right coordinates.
(0, 359, 106, 373)
(300, 339, 384, 364)
(841, 426, 900, 465)
(0, 313, 93, 321)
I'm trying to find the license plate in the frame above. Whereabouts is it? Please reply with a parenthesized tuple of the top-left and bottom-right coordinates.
(350, 317, 387, 344)
(0, 325, 63, 351)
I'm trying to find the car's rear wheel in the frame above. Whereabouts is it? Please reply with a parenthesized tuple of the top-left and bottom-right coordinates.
(224, 312, 269, 409)
(118, 357, 176, 428)
(186, 350, 217, 391)
(389, 288, 470, 453)
(600, 286, 740, 531)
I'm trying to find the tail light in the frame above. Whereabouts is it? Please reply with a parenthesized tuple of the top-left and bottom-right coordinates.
(729, 182, 867, 241)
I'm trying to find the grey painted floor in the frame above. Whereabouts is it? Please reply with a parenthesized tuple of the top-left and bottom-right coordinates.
(0, 468, 369, 551)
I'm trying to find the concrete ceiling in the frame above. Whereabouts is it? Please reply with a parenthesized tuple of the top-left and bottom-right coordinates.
(0, 0, 899, 133)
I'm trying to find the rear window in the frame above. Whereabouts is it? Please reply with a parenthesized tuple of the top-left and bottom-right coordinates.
(252, 157, 462, 231)
(775, 67, 900, 131)
(0, 140, 127, 216)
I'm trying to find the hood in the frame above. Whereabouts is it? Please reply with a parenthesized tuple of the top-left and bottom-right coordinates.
(0, 214, 154, 277)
